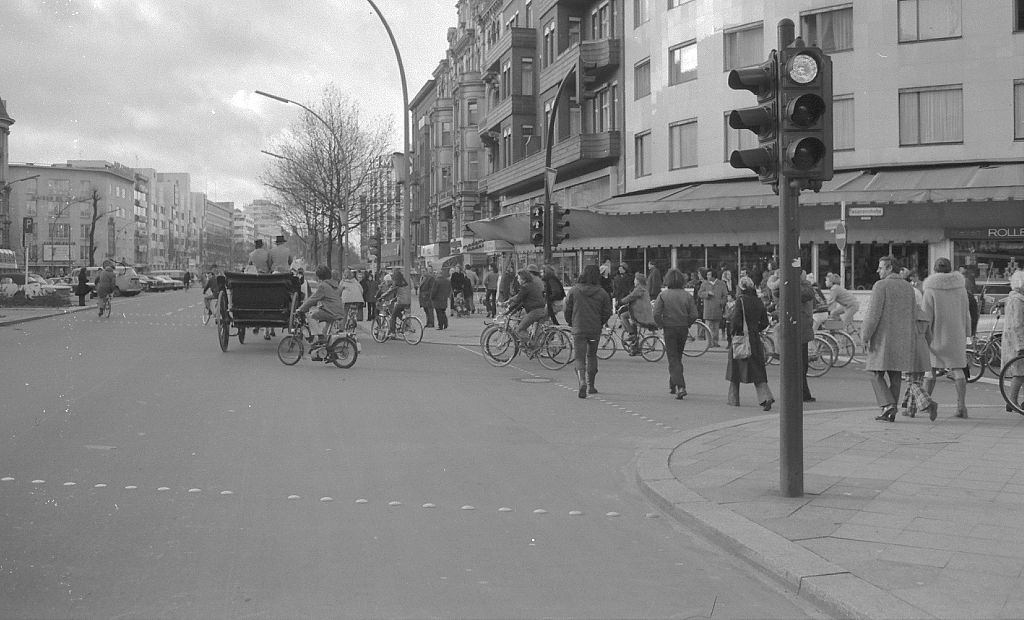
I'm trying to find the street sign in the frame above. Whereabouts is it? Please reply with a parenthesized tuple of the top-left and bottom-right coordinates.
(824, 219, 841, 231)
(848, 206, 883, 218)
(834, 221, 847, 251)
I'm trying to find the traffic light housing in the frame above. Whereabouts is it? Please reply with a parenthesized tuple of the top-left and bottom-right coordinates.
(551, 203, 569, 247)
(22, 217, 34, 234)
(778, 42, 832, 188)
(727, 53, 779, 186)
(529, 204, 545, 247)
(366, 234, 381, 259)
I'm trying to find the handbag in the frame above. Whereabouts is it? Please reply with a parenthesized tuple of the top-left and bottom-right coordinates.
(731, 298, 752, 360)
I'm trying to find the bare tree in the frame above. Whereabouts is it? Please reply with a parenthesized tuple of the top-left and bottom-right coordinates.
(261, 84, 393, 270)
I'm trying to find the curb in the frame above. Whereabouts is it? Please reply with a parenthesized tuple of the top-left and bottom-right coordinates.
(0, 305, 93, 327)
(635, 415, 929, 620)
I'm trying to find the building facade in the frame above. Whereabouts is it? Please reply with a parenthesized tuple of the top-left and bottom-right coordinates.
(202, 199, 234, 269)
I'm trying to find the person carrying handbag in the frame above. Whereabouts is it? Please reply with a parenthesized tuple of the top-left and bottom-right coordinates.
(726, 276, 775, 410)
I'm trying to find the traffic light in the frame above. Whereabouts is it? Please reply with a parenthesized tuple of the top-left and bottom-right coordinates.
(778, 41, 832, 188)
(22, 217, 34, 234)
(551, 203, 570, 247)
(727, 53, 779, 186)
(529, 204, 545, 247)
(366, 234, 381, 259)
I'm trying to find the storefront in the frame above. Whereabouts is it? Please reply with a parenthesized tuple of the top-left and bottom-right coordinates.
(949, 227, 1024, 281)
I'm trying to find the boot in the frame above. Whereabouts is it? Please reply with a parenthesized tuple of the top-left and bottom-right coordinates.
(587, 372, 597, 394)
(954, 375, 968, 418)
(727, 381, 740, 406)
(576, 370, 587, 399)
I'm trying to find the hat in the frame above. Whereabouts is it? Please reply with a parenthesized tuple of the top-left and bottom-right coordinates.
(275, 235, 286, 244)
(526, 263, 539, 274)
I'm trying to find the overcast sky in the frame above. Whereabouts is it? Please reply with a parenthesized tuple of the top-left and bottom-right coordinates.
(0, 0, 455, 207)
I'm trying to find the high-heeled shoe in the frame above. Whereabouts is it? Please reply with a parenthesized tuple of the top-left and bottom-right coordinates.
(875, 406, 896, 422)
(761, 399, 774, 411)
(926, 401, 938, 421)
(675, 390, 687, 400)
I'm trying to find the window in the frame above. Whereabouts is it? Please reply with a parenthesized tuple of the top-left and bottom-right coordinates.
(524, 1, 532, 28)
(634, 0, 649, 26)
(898, 0, 961, 42)
(634, 131, 652, 177)
(634, 58, 651, 99)
(724, 112, 758, 161)
(834, 94, 855, 150)
(669, 120, 698, 169)
(669, 41, 697, 85)
(568, 17, 581, 47)
(544, 100, 553, 141)
(899, 85, 963, 145)
(1014, 80, 1024, 140)
(802, 5, 853, 52)
(521, 58, 534, 95)
(49, 222, 71, 239)
(501, 61, 511, 99)
(723, 24, 763, 71)
(668, 0, 692, 7)
(441, 121, 453, 146)
(543, 20, 556, 66)
(592, 2, 612, 39)
(595, 88, 612, 131)
(467, 99, 479, 125)
(502, 127, 513, 166)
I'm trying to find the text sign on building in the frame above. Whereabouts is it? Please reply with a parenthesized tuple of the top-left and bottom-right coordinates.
(946, 228, 1024, 240)
(847, 207, 883, 218)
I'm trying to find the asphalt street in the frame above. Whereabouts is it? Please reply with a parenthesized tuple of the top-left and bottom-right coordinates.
(0, 290, 827, 619)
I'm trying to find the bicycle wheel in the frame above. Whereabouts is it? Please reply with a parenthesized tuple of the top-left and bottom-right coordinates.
(202, 303, 213, 325)
(479, 323, 498, 348)
(966, 343, 985, 383)
(277, 335, 303, 365)
(483, 327, 518, 367)
(829, 330, 857, 368)
(683, 322, 711, 357)
(815, 331, 841, 365)
(806, 335, 836, 377)
(985, 337, 1003, 375)
(999, 354, 1024, 415)
(761, 333, 778, 365)
(371, 315, 389, 343)
(596, 330, 617, 360)
(401, 316, 423, 345)
(537, 329, 572, 370)
(639, 334, 665, 362)
(329, 336, 358, 369)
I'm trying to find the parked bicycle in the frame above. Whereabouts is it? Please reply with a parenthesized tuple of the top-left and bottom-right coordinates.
(966, 301, 1004, 383)
(999, 353, 1024, 415)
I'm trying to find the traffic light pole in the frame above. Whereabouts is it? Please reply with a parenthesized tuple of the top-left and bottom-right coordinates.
(776, 19, 803, 498)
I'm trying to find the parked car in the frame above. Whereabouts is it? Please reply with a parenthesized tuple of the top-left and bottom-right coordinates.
(44, 276, 75, 294)
(977, 279, 1011, 314)
(69, 265, 143, 297)
(135, 274, 156, 292)
(0, 273, 70, 299)
(151, 275, 180, 291)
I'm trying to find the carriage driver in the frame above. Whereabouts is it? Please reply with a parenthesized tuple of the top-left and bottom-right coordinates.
(296, 265, 346, 348)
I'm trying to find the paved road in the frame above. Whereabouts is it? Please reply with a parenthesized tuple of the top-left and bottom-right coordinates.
(0, 291, 825, 618)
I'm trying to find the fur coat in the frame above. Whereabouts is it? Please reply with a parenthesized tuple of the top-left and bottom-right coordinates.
(922, 271, 969, 369)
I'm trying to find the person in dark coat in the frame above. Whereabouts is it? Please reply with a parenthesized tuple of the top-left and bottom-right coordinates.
(726, 276, 774, 410)
(449, 265, 467, 317)
(654, 268, 700, 399)
(419, 267, 436, 328)
(430, 269, 452, 330)
(646, 260, 663, 298)
(76, 267, 90, 306)
(364, 273, 379, 321)
(541, 265, 566, 326)
(564, 264, 612, 399)
(611, 263, 633, 308)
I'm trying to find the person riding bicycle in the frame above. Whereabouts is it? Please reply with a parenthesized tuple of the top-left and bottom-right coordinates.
(507, 266, 547, 349)
(618, 272, 657, 355)
(296, 265, 346, 355)
(824, 272, 860, 331)
(202, 263, 224, 316)
(94, 260, 116, 313)
(381, 269, 411, 336)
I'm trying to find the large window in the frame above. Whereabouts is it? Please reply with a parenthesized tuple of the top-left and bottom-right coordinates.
(668, 41, 697, 85)
(898, 0, 961, 42)
(669, 120, 698, 169)
(521, 58, 534, 95)
(834, 94, 855, 151)
(634, 58, 651, 99)
(899, 85, 963, 145)
(467, 99, 478, 125)
(634, 131, 652, 177)
(724, 112, 758, 161)
(1017, 0, 1024, 31)
(802, 5, 853, 52)
(592, 2, 613, 39)
(568, 17, 582, 47)
(723, 24, 763, 71)
(634, 0, 649, 26)
(543, 20, 556, 66)
(1015, 80, 1024, 140)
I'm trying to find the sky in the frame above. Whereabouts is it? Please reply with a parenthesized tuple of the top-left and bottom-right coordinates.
(0, 0, 456, 207)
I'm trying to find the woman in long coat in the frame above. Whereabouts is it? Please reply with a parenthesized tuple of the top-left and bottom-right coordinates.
(921, 258, 971, 417)
(861, 256, 920, 421)
(1000, 270, 1024, 412)
(726, 276, 774, 410)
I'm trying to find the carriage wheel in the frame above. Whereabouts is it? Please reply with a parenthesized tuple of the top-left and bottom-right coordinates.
(238, 327, 246, 344)
(218, 319, 229, 352)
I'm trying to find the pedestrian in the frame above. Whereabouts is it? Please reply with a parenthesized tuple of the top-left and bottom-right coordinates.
(654, 269, 699, 399)
(339, 268, 364, 330)
(76, 266, 89, 306)
(599, 259, 613, 296)
(1001, 270, 1024, 412)
(563, 264, 612, 399)
(726, 276, 775, 410)
(861, 256, 920, 422)
(430, 268, 451, 330)
(364, 272, 379, 323)
(246, 239, 271, 274)
(612, 263, 633, 310)
(798, 271, 818, 402)
(461, 267, 476, 316)
(182, 270, 192, 290)
(899, 273, 936, 419)
(922, 258, 971, 418)
(419, 266, 436, 328)
(483, 264, 499, 318)
(541, 265, 566, 326)
(647, 260, 663, 298)
(465, 265, 478, 314)
(497, 264, 514, 304)
(449, 264, 466, 317)
(699, 269, 729, 347)
(960, 264, 980, 334)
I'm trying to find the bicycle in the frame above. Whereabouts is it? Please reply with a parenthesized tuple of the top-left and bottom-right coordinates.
(594, 314, 665, 362)
(683, 320, 714, 357)
(97, 294, 112, 318)
(371, 304, 424, 345)
(998, 353, 1024, 415)
(482, 315, 572, 370)
(759, 326, 836, 376)
(277, 312, 359, 368)
(815, 318, 857, 368)
(202, 295, 218, 326)
(966, 303, 1004, 383)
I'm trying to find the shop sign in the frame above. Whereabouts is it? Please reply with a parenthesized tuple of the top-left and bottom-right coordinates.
(946, 228, 1024, 240)
(848, 207, 884, 218)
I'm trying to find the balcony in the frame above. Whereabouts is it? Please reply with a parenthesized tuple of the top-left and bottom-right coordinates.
(482, 131, 620, 195)
(580, 38, 621, 76)
(539, 44, 580, 94)
(483, 27, 536, 73)
(479, 94, 535, 133)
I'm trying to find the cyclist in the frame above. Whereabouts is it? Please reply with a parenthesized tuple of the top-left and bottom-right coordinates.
(296, 265, 345, 358)
(618, 272, 656, 355)
(507, 266, 547, 350)
(94, 260, 117, 316)
(824, 272, 860, 332)
(384, 269, 411, 336)
(202, 263, 224, 318)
